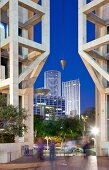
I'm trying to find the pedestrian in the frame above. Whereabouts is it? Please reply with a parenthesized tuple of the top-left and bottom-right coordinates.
(82, 141, 90, 158)
(49, 140, 55, 160)
(37, 138, 45, 161)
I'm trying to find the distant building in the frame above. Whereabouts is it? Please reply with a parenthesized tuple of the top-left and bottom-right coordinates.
(34, 92, 65, 119)
(62, 79, 80, 117)
(44, 70, 61, 96)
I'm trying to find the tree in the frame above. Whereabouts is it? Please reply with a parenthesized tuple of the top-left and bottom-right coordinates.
(58, 115, 83, 140)
(34, 114, 83, 140)
(0, 94, 28, 143)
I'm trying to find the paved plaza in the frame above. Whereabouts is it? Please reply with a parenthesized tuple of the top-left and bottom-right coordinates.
(0, 156, 109, 170)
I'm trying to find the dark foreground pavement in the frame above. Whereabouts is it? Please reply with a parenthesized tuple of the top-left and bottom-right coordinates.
(0, 156, 109, 170)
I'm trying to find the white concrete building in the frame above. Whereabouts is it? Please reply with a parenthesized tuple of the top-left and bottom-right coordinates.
(78, 0, 109, 156)
(62, 79, 80, 117)
(44, 70, 61, 96)
(0, 0, 50, 162)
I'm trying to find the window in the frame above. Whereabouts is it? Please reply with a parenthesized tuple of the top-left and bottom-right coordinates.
(18, 28, 22, 55)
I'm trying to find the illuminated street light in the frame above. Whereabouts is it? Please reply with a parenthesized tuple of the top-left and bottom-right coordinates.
(45, 136, 51, 151)
(91, 127, 99, 151)
(91, 127, 99, 136)
(81, 115, 88, 131)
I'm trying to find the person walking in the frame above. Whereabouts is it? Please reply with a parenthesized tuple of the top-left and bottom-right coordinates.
(49, 140, 55, 161)
(82, 141, 90, 158)
(37, 138, 45, 161)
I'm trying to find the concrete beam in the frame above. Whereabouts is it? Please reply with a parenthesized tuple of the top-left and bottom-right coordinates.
(79, 50, 109, 82)
(105, 19, 109, 26)
(18, 36, 46, 52)
(0, 0, 9, 9)
(21, 77, 36, 89)
(32, 0, 39, 3)
(21, 51, 41, 64)
(19, 89, 31, 95)
(28, 51, 41, 60)
(87, 12, 105, 26)
(18, 0, 45, 14)
(104, 53, 109, 60)
(0, 37, 10, 49)
(0, 78, 10, 90)
(1, 12, 24, 28)
(88, 50, 106, 60)
(82, 58, 105, 94)
(21, 60, 45, 94)
(22, 14, 43, 29)
(105, 88, 109, 94)
(83, 0, 109, 14)
(83, 34, 109, 52)
(30, 59, 45, 79)
(19, 52, 48, 83)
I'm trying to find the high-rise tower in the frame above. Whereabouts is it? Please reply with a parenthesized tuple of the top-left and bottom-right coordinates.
(78, 0, 109, 156)
(44, 70, 61, 96)
(0, 0, 50, 162)
(62, 79, 80, 117)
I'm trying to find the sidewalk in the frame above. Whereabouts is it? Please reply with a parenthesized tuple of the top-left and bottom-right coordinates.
(0, 156, 109, 170)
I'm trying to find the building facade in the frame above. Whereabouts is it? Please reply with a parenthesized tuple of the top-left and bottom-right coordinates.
(62, 79, 80, 117)
(44, 70, 61, 96)
(34, 93, 65, 118)
(0, 0, 50, 162)
(78, 0, 109, 156)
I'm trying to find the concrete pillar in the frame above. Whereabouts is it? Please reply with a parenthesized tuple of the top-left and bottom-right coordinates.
(42, 0, 50, 53)
(96, 90, 106, 155)
(22, 88, 34, 148)
(9, 0, 18, 106)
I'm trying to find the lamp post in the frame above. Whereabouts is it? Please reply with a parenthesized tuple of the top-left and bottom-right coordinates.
(45, 136, 51, 151)
(81, 115, 88, 131)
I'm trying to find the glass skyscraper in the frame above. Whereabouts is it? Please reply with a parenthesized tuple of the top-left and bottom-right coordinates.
(44, 70, 61, 96)
(62, 79, 80, 117)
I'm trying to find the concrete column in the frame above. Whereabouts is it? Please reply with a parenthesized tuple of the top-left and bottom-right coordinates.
(9, 0, 18, 106)
(22, 88, 33, 148)
(96, 90, 106, 155)
(42, 0, 50, 54)
(78, 0, 86, 50)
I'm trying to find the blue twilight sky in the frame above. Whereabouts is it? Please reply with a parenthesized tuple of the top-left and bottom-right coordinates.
(34, 0, 95, 113)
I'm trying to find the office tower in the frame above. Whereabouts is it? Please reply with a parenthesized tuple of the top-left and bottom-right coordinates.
(0, 0, 50, 162)
(78, 0, 109, 155)
(44, 70, 61, 96)
(34, 91, 65, 118)
(62, 79, 80, 117)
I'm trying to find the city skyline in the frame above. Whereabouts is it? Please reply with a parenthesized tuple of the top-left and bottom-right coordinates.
(34, 70, 80, 117)
(34, 0, 95, 113)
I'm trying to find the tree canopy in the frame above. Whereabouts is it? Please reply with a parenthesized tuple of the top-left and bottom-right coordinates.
(0, 94, 28, 143)
(34, 115, 83, 140)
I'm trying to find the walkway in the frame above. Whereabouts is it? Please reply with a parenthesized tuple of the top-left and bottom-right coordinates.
(0, 156, 109, 170)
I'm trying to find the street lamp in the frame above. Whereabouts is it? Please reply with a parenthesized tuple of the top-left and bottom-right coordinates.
(45, 136, 51, 151)
(81, 115, 88, 131)
(81, 115, 88, 141)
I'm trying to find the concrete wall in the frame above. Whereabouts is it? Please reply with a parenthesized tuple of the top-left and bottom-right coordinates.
(0, 142, 29, 163)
